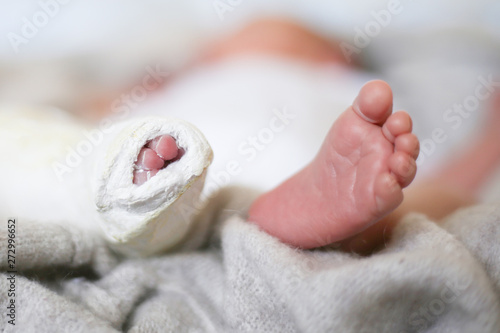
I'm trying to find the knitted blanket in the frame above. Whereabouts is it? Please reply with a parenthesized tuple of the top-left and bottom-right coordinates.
(1, 189, 499, 332)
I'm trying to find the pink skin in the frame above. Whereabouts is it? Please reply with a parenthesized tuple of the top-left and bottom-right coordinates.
(133, 135, 182, 185)
(248, 80, 419, 249)
(147, 135, 179, 160)
(430, 90, 500, 194)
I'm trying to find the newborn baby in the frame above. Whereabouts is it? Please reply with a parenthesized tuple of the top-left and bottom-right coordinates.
(132, 80, 418, 250)
(105, 18, 418, 254)
(121, 19, 498, 254)
(3, 19, 498, 256)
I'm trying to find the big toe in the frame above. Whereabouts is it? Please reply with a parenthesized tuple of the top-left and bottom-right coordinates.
(353, 80, 393, 125)
(148, 135, 179, 160)
(133, 134, 182, 186)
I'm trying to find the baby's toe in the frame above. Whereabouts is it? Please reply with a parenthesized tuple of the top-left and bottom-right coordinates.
(382, 111, 412, 143)
(389, 151, 417, 187)
(353, 80, 393, 124)
(136, 148, 165, 170)
(133, 169, 159, 185)
(147, 135, 178, 160)
(395, 133, 419, 159)
(374, 172, 403, 214)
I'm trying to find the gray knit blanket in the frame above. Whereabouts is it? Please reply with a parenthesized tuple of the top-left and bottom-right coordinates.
(1, 189, 499, 332)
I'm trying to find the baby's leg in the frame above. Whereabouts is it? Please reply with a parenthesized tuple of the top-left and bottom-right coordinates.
(248, 80, 419, 249)
(92, 117, 213, 256)
(430, 92, 500, 194)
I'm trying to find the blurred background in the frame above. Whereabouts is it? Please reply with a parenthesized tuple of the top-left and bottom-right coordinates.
(1, 0, 500, 198)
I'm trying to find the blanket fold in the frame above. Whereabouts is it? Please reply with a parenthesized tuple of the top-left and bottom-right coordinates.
(1, 197, 499, 333)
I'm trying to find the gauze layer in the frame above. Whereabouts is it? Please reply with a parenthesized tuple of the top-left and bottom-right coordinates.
(93, 117, 213, 256)
(0, 107, 213, 257)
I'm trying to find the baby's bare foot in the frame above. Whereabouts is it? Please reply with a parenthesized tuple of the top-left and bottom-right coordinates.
(248, 80, 419, 248)
(133, 135, 184, 185)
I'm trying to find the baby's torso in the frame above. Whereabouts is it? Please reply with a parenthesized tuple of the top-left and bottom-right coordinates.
(139, 57, 372, 191)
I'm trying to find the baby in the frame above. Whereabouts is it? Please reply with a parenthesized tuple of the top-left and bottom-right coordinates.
(133, 79, 418, 251)
(120, 18, 500, 254)
(4, 19, 499, 256)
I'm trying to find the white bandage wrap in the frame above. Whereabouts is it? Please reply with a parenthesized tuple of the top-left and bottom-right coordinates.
(92, 117, 213, 257)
